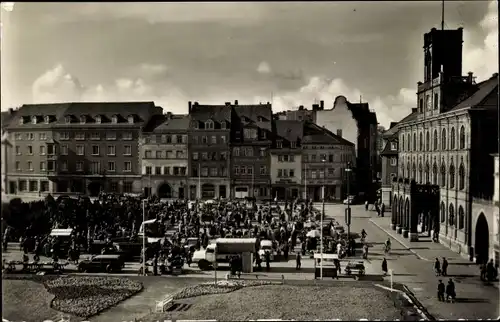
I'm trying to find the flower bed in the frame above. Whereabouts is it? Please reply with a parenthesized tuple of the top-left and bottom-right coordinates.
(172, 280, 280, 300)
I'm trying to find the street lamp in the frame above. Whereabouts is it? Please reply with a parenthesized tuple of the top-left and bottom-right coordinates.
(142, 199, 147, 276)
(345, 163, 352, 241)
(320, 157, 327, 279)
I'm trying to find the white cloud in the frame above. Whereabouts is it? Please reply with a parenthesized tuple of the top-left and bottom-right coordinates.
(1, 2, 15, 12)
(32, 64, 84, 103)
(463, 0, 498, 81)
(257, 61, 271, 74)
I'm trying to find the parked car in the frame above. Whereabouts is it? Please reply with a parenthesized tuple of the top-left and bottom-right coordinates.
(77, 254, 125, 273)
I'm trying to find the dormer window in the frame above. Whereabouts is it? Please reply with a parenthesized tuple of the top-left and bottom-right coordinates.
(112, 115, 118, 124)
(257, 116, 264, 122)
(277, 140, 283, 148)
(205, 120, 214, 129)
(80, 116, 86, 124)
(391, 142, 397, 151)
(44, 116, 50, 124)
(221, 121, 226, 130)
(19, 117, 25, 125)
(127, 115, 134, 124)
(31, 116, 38, 124)
(95, 115, 101, 124)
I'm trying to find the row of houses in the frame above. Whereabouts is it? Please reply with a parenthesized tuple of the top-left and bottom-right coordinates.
(1, 100, 357, 202)
(378, 27, 499, 266)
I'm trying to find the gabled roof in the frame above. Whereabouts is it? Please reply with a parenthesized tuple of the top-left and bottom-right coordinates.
(153, 115, 190, 132)
(234, 104, 272, 131)
(6, 103, 70, 129)
(1, 110, 18, 130)
(448, 75, 498, 112)
(302, 122, 355, 146)
(190, 104, 232, 122)
(274, 120, 303, 142)
(380, 138, 398, 156)
(383, 109, 418, 136)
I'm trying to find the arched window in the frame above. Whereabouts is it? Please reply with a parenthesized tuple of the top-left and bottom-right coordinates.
(425, 162, 430, 183)
(419, 132, 423, 151)
(406, 162, 410, 179)
(433, 129, 438, 151)
(407, 134, 411, 151)
(458, 206, 465, 230)
(459, 126, 465, 149)
(205, 120, 214, 129)
(425, 131, 430, 151)
(440, 202, 445, 223)
(413, 133, 416, 151)
(432, 163, 438, 185)
(448, 203, 455, 226)
(450, 127, 456, 150)
(418, 162, 423, 183)
(412, 162, 416, 180)
(449, 163, 455, 189)
(440, 162, 446, 187)
(459, 163, 465, 190)
(441, 129, 447, 150)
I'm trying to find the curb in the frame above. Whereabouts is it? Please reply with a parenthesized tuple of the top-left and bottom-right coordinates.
(369, 219, 431, 261)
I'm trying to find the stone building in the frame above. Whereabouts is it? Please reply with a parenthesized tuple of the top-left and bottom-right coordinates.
(140, 113, 189, 199)
(390, 26, 499, 263)
(188, 101, 233, 199)
(231, 101, 273, 200)
(302, 122, 356, 201)
(1, 108, 18, 197)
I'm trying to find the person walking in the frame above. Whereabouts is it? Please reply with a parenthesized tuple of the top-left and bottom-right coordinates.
(437, 279, 445, 302)
(486, 259, 495, 282)
(365, 200, 369, 211)
(446, 279, 456, 303)
(434, 258, 441, 276)
(441, 257, 448, 276)
(296, 252, 301, 270)
(382, 257, 388, 276)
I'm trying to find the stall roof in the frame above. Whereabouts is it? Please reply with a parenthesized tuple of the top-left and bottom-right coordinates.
(216, 238, 257, 253)
(50, 229, 73, 236)
(313, 253, 338, 260)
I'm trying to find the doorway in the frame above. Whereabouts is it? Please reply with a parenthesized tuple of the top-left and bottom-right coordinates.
(475, 213, 490, 264)
(158, 183, 172, 198)
(88, 182, 101, 197)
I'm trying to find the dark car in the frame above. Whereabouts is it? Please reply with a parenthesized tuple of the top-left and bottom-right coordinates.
(78, 254, 125, 273)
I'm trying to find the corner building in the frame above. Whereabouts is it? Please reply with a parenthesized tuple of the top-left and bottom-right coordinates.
(391, 27, 499, 264)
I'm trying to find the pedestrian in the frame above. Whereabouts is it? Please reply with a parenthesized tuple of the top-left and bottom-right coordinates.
(480, 263, 487, 281)
(381, 203, 385, 217)
(265, 251, 271, 271)
(434, 258, 441, 276)
(284, 241, 289, 261)
(446, 279, 456, 303)
(437, 279, 445, 302)
(441, 257, 448, 276)
(365, 200, 369, 211)
(152, 255, 158, 276)
(296, 252, 301, 270)
(382, 257, 388, 276)
(486, 259, 495, 282)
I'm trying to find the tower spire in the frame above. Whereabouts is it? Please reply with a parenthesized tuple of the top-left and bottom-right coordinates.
(441, 0, 445, 30)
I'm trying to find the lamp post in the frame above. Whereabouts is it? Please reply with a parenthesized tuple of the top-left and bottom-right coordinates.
(345, 163, 352, 240)
(320, 157, 327, 279)
(142, 199, 147, 276)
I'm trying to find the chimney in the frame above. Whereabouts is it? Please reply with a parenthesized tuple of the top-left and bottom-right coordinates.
(467, 72, 473, 84)
(234, 100, 238, 106)
(165, 112, 172, 120)
(188, 101, 192, 113)
(225, 102, 231, 106)
(493, 73, 499, 78)
(320, 100, 324, 110)
(412, 108, 418, 113)
(337, 129, 342, 138)
(8, 108, 14, 115)
(266, 102, 270, 105)
(299, 105, 304, 110)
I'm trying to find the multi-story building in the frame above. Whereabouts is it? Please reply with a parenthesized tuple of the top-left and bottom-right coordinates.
(275, 104, 317, 122)
(140, 113, 189, 199)
(1, 108, 18, 197)
(231, 101, 273, 200)
(188, 101, 233, 200)
(302, 122, 356, 201)
(492, 154, 499, 265)
(390, 26, 499, 264)
(4, 102, 162, 197)
(270, 120, 303, 200)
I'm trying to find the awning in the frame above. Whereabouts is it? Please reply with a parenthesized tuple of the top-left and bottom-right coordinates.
(50, 228, 73, 236)
(216, 238, 257, 253)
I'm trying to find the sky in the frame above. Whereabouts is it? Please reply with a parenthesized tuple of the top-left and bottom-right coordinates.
(0, 1, 498, 128)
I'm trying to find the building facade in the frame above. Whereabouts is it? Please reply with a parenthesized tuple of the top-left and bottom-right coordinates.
(302, 122, 356, 202)
(140, 113, 189, 199)
(390, 27, 499, 264)
(231, 102, 273, 200)
(188, 102, 232, 200)
(1, 108, 17, 197)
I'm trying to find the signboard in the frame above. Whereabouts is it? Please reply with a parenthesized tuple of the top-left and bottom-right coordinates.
(345, 208, 351, 226)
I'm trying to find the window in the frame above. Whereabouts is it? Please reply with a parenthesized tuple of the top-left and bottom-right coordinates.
(425, 94, 430, 110)
(290, 155, 295, 162)
(448, 204, 455, 226)
(166, 150, 174, 158)
(75, 132, 85, 140)
(390, 158, 397, 166)
(210, 167, 218, 177)
(27, 133, 34, 140)
(47, 144, 55, 155)
(425, 131, 430, 151)
(41, 181, 49, 192)
(150, 135, 157, 144)
(124, 145, 131, 155)
(145, 166, 152, 175)
(205, 120, 214, 129)
(311, 154, 316, 162)
(112, 115, 118, 124)
(240, 166, 246, 175)
(47, 161, 55, 171)
(39, 133, 47, 140)
(65, 116, 72, 124)
(80, 116, 86, 124)
(29, 180, 38, 192)
(450, 127, 456, 150)
(433, 130, 438, 151)
(419, 132, 423, 151)
(60, 145, 68, 155)
(289, 169, 295, 177)
(278, 169, 282, 177)
(106, 132, 117, 140)
(76, 145, 84, 155)
(277, 141, 283, 148)
(233, 148, 240, 157)
(201, 167, 208, 177)
(221, 167, 227, 176)
(202, 136, 208, 144)
(109, 182, 118, 192)
(128, 115, 134, 124)
(123, 182, 133, 193)
(156, 151, 162, 159)
(459, 126, 465, 149)
(390, 142, 397, 151)
(123, 132, 133, 140)
(90, 132, 100, 140)
(434, 93, 439, 109)
(211, 136, 217, 144)
(432, 163, 438, 185)
(440, 163, 446, 187)
(291, 141, 297, 148)
(59, 132, 69, 140)
(91, 145, 100, 156)
(401, 135, 405, 152)
(176, 135, 182, 144)
(25, 161, 32, 171)
(458, 206, 465, 230)
(155, 166, 162, 175)
(27, 145, 33, 155)
(95, 115, 101, 124)
(244, 128, 257, 139)
(419, 98, 424, 112)
(262, 131, 267, 140)
(459, 163, 465, 190)
(260, 166, 266, 175)
(201, 152, 207, 160)
(412, 133, 416, 151)
(19, 180, 27, 192)
(31, 116, 37, 124)
(247, 166, 253, 175)
(40, 161, 46, 171)
(76, 161, 83, 172)
(124, 161, 132, 172)
(173, 167, 179, 176)
(311, 170, 317, 179)
(407, 134, 410, 151)
(90, 161, 100, 174)
(15, 133, 22, 140)
(441, 129, 447, 150)
(164, 166, 170, 175)
(220, 152, 227, 160)
(61, 161, 68, 172)
(191, 152, 199, 161)
(284, 155, 289, 162)
(145, 150, 152, 158)
(234, 166, 240, 175)
(15, 146, 20, 155)
(328, 168, 335, 177)
(221, 121, 226, 129)
(449, 163, 455, 189)
(176, 151, 183, 158)
(107, 145, 116, 156)
(260, 148, 266, 157)
(246, 148, 253, 157)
